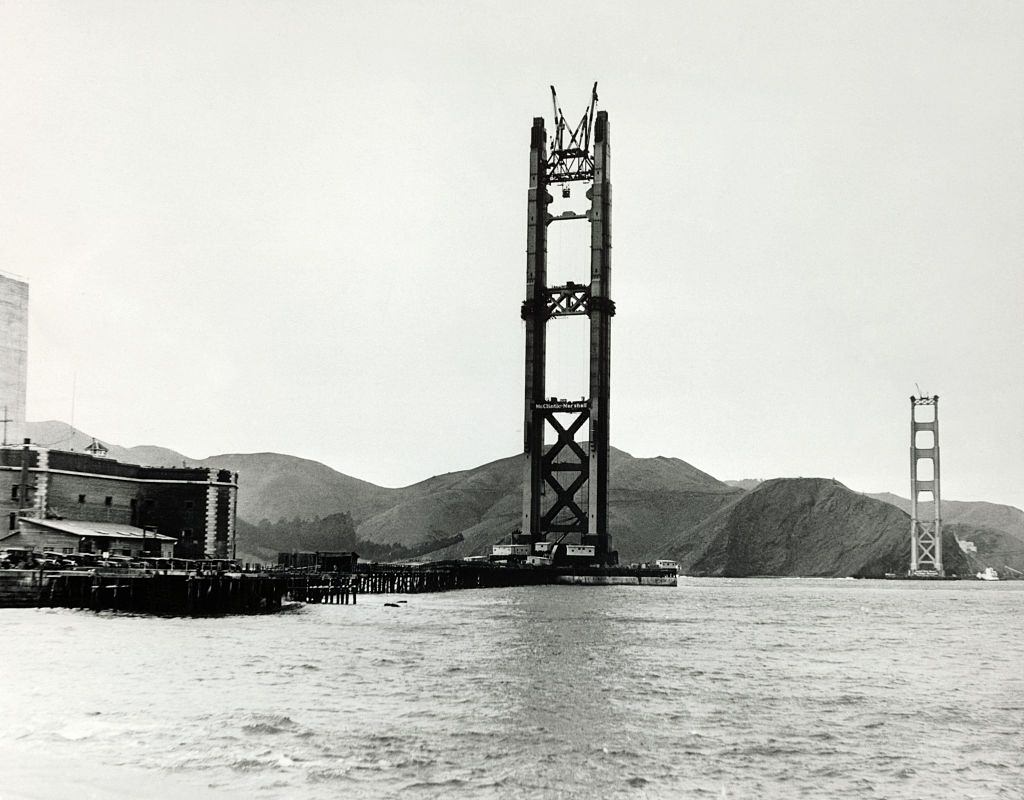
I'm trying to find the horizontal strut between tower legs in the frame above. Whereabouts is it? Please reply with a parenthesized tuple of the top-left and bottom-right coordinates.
(547, 211, 590, 223)
(520, 288, 616, 320)
(545, 157, 594, 185)
(545, 284, 588, 317)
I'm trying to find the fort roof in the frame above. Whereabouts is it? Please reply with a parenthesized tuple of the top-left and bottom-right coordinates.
(14, 518, 177, 541)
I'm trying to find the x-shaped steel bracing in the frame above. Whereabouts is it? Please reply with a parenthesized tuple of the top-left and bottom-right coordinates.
(540, 410, 589, 534)
(916, 523, 939, 567)
(546, 284, 590, 318)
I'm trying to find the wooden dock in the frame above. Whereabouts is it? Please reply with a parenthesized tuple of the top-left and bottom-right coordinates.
(280, 562, 547, 600)
(3, 561, 677, 613)
(31, 570, 289, 615)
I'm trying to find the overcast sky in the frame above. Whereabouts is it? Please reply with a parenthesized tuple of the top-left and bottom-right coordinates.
(2, 1, 1022, 509)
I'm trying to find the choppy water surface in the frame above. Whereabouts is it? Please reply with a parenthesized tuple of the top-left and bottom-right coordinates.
(1, 579, 1022, 799)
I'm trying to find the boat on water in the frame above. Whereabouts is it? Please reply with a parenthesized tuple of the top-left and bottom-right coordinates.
(976, 567, 1000, 581)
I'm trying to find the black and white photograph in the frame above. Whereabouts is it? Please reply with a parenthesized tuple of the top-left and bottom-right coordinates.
(1, 1, 1021, 798)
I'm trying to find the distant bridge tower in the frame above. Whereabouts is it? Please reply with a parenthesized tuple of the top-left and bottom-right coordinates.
(909, 395, 943, 576)
(519, 84, 615, 565)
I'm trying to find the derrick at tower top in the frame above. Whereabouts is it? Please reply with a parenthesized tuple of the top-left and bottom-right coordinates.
(544, 83, 600, 186)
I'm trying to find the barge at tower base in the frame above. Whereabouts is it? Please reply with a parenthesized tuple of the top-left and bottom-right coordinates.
(553, 566, 677, 586)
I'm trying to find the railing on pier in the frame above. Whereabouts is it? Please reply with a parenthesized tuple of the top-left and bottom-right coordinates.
(354, 561, 554, 594)
(285, 573, 358, 604)
(277, 560, 554, 600)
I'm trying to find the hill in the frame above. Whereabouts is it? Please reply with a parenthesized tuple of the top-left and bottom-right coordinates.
(352, 449, 742, 563)
(943, 523, 1024, 575)
(867, 493, 1024, 543)
(353, 453, 523, 548)
(192, 452, 399, 526)
(664, 478, 972, 578)
(608, 455, 742, 563)
(17, 421, 190, 466)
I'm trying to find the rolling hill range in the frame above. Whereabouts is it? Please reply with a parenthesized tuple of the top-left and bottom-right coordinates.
(335, 448, 743, 564)
(16, 423, 740, 564)
(190, 452, 400, 526)
(659, 478, 971, 578)
(402, 450, 744, 564)
(14, 421, 1022, 575)
(17, 422, 399, 526)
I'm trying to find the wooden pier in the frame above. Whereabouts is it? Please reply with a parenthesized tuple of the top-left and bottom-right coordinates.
(277, 561, 555, 600)
(35, 570, 288, 615)
(3, 560, 677, 613)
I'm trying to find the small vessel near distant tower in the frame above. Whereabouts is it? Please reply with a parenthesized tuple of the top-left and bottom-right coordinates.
(975, 567, 1000, 581)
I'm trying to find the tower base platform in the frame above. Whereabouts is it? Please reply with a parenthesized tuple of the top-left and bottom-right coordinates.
(554, 566, 677, 586)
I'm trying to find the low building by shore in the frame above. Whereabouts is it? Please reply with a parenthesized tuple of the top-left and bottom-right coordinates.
(1, 518, 176, 559)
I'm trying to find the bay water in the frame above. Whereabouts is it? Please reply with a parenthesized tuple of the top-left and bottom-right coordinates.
(1, 578, 1021, 799)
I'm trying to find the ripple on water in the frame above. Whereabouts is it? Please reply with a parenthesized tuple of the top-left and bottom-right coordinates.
(0, 582, 1022, 799)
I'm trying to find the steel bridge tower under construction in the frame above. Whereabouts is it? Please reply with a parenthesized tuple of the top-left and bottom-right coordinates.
(909, 394, 943, 576)
(515, 84, 616, 566)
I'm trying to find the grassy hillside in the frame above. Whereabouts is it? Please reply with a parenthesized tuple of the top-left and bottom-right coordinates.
(347, 449, 741, 562)
(193, 452, 399, 525)
(670, 478, 972, 578)
(353, 454, 523, 546)
(944, 523, 1024, 576)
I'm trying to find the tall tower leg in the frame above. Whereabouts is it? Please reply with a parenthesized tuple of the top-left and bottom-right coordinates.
(521, 117, 549, 544)
(586, 111, 614, 563)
